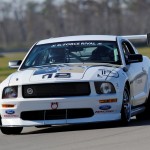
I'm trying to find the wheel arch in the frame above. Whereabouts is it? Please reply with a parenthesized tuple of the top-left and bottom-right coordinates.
(120, 80, 131, 124)
(120, 80, 131, 108)
(125, 80, 130, 95)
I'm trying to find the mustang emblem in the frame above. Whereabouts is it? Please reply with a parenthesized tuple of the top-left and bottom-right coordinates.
(51, 102, 58, 110)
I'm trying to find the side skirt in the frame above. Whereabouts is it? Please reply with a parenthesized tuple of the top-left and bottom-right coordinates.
(131, 106, 145, 117)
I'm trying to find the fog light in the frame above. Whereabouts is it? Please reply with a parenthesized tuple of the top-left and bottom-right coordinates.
(99, 99, 117, 103)
(2, 104, 15, 108)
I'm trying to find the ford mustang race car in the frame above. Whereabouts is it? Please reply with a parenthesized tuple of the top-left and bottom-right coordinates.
(0, 34, 150, 135)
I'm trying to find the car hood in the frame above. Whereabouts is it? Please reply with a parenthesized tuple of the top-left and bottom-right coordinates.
(8, 64, 120, 85)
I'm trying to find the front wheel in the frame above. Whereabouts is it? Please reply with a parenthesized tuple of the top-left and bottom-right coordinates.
(1, 127, 23, 135)
(121, 86, 131, 125)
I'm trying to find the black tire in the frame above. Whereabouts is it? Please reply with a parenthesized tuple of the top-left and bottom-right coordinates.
(136, 92, 150, 120)
(121, 86, 131, 125)
(1, 127, 23, 135)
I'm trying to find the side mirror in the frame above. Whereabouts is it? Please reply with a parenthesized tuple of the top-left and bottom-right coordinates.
(127, 54, 143, 64)
(8, 60, 22, 69)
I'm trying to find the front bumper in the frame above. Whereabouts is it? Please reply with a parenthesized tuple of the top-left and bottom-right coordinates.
(0, 94, 122, 127)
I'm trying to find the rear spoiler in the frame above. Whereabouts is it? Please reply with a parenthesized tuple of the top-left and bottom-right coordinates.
(122, 33, 150, 45)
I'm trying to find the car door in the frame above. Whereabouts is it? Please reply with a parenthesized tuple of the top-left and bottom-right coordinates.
(121, 41, 148, 106)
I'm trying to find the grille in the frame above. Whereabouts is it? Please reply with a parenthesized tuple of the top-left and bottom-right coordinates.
(22, 82, 91, 98)
(21, 108, 94, 120)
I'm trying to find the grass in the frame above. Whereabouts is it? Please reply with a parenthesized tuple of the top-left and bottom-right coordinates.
(0, 52, 26, 82)
(138, 47, 150, 58)
(0, 47, 150, 82)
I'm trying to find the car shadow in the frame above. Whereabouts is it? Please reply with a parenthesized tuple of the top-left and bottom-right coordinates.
(21, 118, 150, 135)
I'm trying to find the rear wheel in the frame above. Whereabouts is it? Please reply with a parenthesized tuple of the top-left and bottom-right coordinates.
(1, 127, 23, 135)
(121, 86, 131, 125)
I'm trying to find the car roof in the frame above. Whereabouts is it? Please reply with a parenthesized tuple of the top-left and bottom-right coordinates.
(36, 35, 117, 45)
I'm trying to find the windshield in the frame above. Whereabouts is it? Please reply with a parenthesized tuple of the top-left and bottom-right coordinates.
(20, 41, 121, 69)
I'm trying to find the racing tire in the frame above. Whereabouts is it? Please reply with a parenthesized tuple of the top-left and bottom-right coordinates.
(120, 86, 131, 125)
(136, 92, 150, 120)
(0, 127, 23, 135)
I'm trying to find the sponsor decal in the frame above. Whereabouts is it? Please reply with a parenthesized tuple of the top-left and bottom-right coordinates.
(50, 42, 103, 48)
(136, 78, 142, 84)
(95, 110, 114, 113)
(34, 67, 58, 75)
(5, 110, 15, 115)
(3, 115, 19, 118)
(99, 105, 111, 110)
(59, 66, 85, 73)
(55, 73, 71, 78)
(98, 69, 119, 78)
(51, 102, 58, 110)
(97, 74, 102, 78)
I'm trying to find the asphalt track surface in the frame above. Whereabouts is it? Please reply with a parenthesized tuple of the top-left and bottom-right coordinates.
(1, 118, 150, 150)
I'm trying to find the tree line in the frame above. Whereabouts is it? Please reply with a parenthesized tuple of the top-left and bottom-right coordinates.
(0, 0, 150, 50)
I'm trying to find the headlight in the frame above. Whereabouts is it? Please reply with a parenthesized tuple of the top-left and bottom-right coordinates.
(2, 86, 18, 99)
(95, 82, 116, 94)
(100, 83, 113, 94)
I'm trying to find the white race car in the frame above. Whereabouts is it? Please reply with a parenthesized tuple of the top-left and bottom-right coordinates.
(0, 34, 150, 135)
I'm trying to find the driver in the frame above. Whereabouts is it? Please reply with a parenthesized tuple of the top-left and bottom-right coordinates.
(90, 45, 114, 61)
(49, 48, 66, 63)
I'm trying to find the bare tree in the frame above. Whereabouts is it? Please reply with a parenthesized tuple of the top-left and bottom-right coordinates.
(0, 0, 150, 50)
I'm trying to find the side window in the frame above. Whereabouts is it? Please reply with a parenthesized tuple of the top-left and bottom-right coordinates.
(122, 41, 135, 64)
(122, 41, 135, 55)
